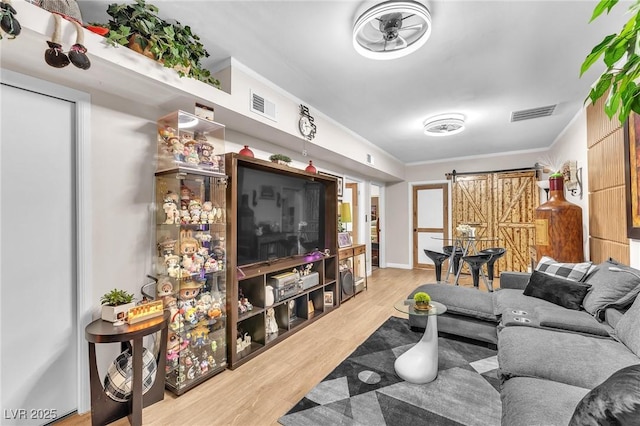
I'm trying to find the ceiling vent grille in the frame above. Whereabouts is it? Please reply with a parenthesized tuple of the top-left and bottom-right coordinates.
(250, 90, 277, 122)
(510, 105, 556, 122)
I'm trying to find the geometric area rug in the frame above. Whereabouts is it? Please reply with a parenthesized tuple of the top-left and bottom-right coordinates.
(279, 316, 501, 426)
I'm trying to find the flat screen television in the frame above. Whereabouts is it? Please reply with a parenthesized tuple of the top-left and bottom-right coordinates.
(236, 163, 328, 267)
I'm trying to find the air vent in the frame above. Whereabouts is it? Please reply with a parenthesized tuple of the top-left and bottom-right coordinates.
(511, 105, 556, 122)
(250, 90, 277, 122)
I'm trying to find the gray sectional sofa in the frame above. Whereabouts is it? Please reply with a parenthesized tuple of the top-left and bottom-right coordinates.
(408, 258, 640, 425)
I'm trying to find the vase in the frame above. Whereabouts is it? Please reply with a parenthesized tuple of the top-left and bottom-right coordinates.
(534, 176, 584, 262)
(305, 160, 317, 173)
(239, 145, 254, 157)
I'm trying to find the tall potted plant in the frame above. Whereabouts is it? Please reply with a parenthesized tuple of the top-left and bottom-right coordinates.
(101, 0, 220, 88)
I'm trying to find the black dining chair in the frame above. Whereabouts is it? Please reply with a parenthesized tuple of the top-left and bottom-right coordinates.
(423, 249, 448, 282)
(443, 245, 464, 279)
(462, 253, 493, 291)
(479, 247, 507, 291)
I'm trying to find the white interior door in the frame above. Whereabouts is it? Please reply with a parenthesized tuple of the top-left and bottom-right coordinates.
(1, 82, 78, 423)
(413, 184, 449, 268)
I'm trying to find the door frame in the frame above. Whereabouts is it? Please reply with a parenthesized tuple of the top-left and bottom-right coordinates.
(411, 182, 449, 269)
(1, 69, 93, 413)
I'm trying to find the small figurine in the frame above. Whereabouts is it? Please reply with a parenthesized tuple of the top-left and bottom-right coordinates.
(169, 137, 184, 162)
(199, 141, 215, 167)
(184, 140, 200, 165)
(189, 199, 202, 224)
(157, 277, 173, 297)
(162, 196, 180, 225)
(266, 308, 278, 335)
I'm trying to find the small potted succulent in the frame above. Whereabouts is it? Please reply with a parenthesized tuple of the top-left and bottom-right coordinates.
(269, 154, 292, 165)
(413, 291, 432, 311)
(100, 288, 135, 322)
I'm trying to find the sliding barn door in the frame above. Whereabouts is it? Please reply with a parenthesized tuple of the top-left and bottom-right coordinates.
(452, 171, 538, 274)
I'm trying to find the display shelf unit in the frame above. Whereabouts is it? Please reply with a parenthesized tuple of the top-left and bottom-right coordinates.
(153, 111, 229, 395)
(338, 243, 367, 303)
(226, 153, 339, 369)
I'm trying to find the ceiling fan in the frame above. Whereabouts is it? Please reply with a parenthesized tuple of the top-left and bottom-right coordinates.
(353, 1, 432, 60)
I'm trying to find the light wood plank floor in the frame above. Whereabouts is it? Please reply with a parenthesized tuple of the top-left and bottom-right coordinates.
(59, 268, 497, 426)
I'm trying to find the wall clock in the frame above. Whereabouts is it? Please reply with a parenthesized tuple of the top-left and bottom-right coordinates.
(299, 104, 317, 140)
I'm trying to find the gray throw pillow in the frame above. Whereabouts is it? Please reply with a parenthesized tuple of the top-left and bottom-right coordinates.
(569, 364, 640, 426)
(614, 295, 640, 357)
(536, 256, 592, 282)
(582, 260, 640, 321)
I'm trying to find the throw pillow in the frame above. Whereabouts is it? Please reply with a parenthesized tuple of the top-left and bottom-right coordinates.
(535, 256, 592, 282)
(568, 364, 640, 426)
(582, 259, 640, 321)
(523, 270, 591, 310)
(614, 294, 640, 357)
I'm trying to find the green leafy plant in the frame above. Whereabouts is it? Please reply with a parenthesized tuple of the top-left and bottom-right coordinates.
(581, 0, 640, 124)
(100, 288, 135, 306)
(101, 0, 220, 88)
(269, 154, 292, 163)
(413, 292, 431, 304)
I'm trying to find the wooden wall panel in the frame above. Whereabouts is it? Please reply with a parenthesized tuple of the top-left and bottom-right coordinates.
(586, 99, 629, 264)
(587, 128, 625, 192)
(586, 95, 618, 148)
(589, 187, 627, 243)
(589, 237, 630, 264)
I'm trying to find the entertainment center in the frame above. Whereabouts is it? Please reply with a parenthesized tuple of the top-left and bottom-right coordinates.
(225, 153, 340, 369)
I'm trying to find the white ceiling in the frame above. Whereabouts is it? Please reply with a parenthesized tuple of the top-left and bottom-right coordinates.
(77, 0, 630, 164)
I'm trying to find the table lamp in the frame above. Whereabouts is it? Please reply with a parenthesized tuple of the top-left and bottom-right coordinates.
(340, 202, 352, 232)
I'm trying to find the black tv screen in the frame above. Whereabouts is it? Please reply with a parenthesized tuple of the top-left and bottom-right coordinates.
(236, 165, 326, 266)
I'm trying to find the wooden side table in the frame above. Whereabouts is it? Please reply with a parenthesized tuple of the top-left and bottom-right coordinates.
(85, 311, 169, 426)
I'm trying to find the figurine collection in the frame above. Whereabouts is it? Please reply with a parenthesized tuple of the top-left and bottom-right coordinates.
(158, 125, 223, 173)
(156, 178, 227, 391)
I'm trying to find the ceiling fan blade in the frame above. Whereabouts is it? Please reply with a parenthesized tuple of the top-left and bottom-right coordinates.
(399, 23, 423, 32)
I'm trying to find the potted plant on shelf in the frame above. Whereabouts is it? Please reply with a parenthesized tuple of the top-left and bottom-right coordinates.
(100, 288, 135, 322)
(413, 292, 431, 311)
(269, 154, 292, 165)
(101, 0, 220, 88)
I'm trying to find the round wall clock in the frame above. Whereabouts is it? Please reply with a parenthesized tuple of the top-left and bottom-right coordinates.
(299, 104, 317, 140)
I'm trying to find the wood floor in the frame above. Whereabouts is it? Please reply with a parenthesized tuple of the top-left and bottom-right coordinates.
(59, 267, 497, 426)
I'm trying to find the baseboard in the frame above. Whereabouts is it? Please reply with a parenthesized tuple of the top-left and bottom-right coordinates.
(386, 263, 412, 269)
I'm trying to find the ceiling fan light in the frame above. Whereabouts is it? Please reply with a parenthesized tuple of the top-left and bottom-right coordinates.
(353, 1, 432, 60)
(423, 114, 466, 136)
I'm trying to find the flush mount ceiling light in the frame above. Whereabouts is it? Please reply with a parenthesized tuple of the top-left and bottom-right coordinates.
(423, 114, 466, 136)
(353, 1, 432, 60)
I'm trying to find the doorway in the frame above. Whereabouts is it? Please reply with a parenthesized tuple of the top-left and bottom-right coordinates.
(1, 70, 91, 417)
(413, 183, 449, 269)
(371, 185, 380, 267)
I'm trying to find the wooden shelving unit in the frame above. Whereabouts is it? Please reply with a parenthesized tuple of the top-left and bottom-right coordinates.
(225, 154, 339, 369)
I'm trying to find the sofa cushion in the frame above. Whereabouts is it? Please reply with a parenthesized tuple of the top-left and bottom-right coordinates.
(523, 270, 591, 310)
(493, 288, 562, 316)
(498, 326, 640, 389)
(582, 259, 640, 320)
(409, 283, 498, 322)
(535, 306, 612, 337)
(536, 256, 593, 282)
(501, 377, 589, 426)
(569, 364, 640, 426)
(614, 294, 640, 357)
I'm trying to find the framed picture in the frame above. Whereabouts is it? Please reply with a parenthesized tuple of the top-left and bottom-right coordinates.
(338, 232, 352, 248)
(260, 185, 275, 200)
(625, 112, 640, 238)
(324, 291, 334, 306)
(319, 171, 344, 199)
